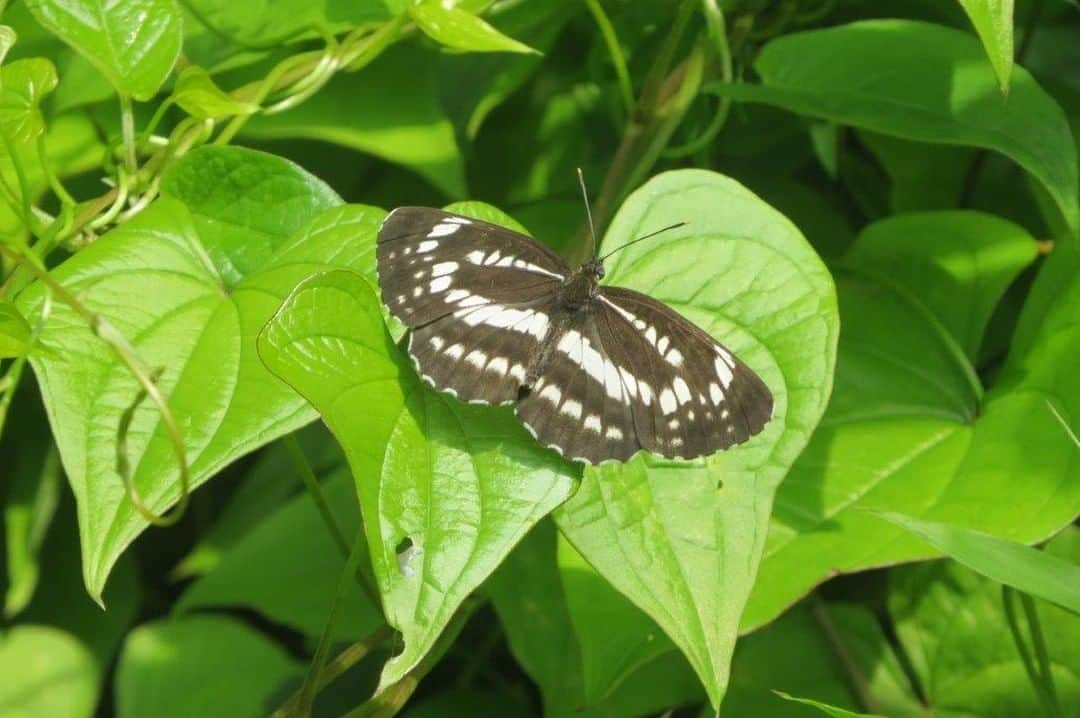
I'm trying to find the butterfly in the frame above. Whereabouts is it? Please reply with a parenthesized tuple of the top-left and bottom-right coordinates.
(375, 203, 773, 464)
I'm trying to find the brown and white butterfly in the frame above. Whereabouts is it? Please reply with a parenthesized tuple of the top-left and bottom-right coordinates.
(376, 207, 772, 464)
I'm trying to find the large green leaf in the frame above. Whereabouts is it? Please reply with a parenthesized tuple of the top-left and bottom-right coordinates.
(242, 45, 465, 198)
(24, 0, 182, 100)
(115, 616, 302, 718)
(745, 243, 1080, 630)
(0, 626, 99, 718)
(956, 0, 1014, 92)
(711, 20, 1079, 236)
(0, 58, 57, 144)
(554, 170, 838, 706)
(886, 529, 1080, 716)
(258, 264, 577, 691)
(15, 147, 372, 602)
(487, 520, 706, 718)
(843, 211, 1037, 359)
(175, 469, 383, 638)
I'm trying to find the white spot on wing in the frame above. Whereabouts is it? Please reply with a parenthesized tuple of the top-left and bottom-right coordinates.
(432, 261, 458, 277)
(666, 349, 683, 367)
(510, 364, 526, 382)
(673, 377, 691, 404)
(709, 383, 724, 404)
(540, 384, 562, 405)
(430, 336, 444, 350)
(660, 388, 677, 415)
(715, 357, 734, 389)
(560, 399, 582, 419)
(584, 414, 602, 433)
(429, 276, 451, 293)
(487, 356, 508, 376)
(466, 250, 485, 264)
(605, 426, 623, 440)
(466, 349, 487, 369)
(416, 240, 439, 253)
(446, 344, 464, 360)
(428, 223, 459, 237)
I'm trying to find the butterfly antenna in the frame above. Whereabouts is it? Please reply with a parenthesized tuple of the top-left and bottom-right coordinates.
(599, 221, 687, 262)
(577, 168, 599, 260)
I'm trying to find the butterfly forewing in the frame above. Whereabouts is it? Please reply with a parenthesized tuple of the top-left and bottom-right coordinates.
(378, 207, 567, 328)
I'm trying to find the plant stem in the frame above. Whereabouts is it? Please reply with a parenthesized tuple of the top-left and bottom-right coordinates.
(278, 531, 382, 718)
(584, 0, 634, 120)
(810, 593, 884, 714)
(119, 94, 138, 178)
(284, 434, 350, 556)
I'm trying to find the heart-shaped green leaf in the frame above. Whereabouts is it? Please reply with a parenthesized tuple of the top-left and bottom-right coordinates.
(843, 211, 1038, 359)
(0, 626, 99, 717)
(258, 265, 577, 692)
(115, 615, 302, 718)
(409, 1, 539, 55)
(956, 0, 1014, 93)
(0, 58, 58, 144)
(745, 243, 1080, 630)
(25, 0, 182, 100)
(711, 20, 1079, 236)
(15, 146, 372, 602)
(554, 169, 838, 707)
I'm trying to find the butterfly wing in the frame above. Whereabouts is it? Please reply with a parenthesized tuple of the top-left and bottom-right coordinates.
(377, 207, 569, 405)
(515, 286, 773, 463)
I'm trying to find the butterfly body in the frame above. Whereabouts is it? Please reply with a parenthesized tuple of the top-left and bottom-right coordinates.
(376, 207, 773, 464)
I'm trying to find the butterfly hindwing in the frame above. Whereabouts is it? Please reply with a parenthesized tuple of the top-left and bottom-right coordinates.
(595, 287, 773, 456)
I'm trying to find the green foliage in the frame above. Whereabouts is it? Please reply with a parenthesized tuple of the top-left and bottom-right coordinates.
(1, 1, 1077, 716)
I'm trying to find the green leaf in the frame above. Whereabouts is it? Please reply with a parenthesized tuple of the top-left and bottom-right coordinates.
(0, 626, 99, 718)
(487, 520, 706, 717)
(115, 615, 302, 718)
(858, 131, 974, 213)
(957, 0, 1014, 93)
(176, 468, 382, 638)
(554, 170, 838, 707)
(843, 211, 1038, 359)
(0, 301, 32, 357)
(409, 1, 539, 55)
(875, 512, 1080, 615)
(257, 266, 577, 692)
(711, 20, 1079, 237)
(773, 692, 886, 718)
(0, 58, 58, 144)
(171, 65, 258, 119)
(886, 530, 1080, 717)
(15, 146, 364, 602)
(25, 0, 182, 100)
(557, 533, 674, 703)
(744, 243, 1080, 630)
(241, 45, 465, 197)
(2, 441, 61, 617)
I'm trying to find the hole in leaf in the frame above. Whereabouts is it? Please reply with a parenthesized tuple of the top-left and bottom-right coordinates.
(395, 536, 421, 577)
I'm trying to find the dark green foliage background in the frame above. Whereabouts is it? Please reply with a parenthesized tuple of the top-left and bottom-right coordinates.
(0, 1, 1078, 717)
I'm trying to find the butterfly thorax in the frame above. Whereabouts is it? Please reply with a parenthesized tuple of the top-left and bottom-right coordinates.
(557, 260, 605, 311)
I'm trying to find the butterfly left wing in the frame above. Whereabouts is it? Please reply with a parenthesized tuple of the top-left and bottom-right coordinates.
(377, 207, 569, 406)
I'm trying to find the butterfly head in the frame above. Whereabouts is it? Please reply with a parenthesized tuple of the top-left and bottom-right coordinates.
(580, 258, 605, 281)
